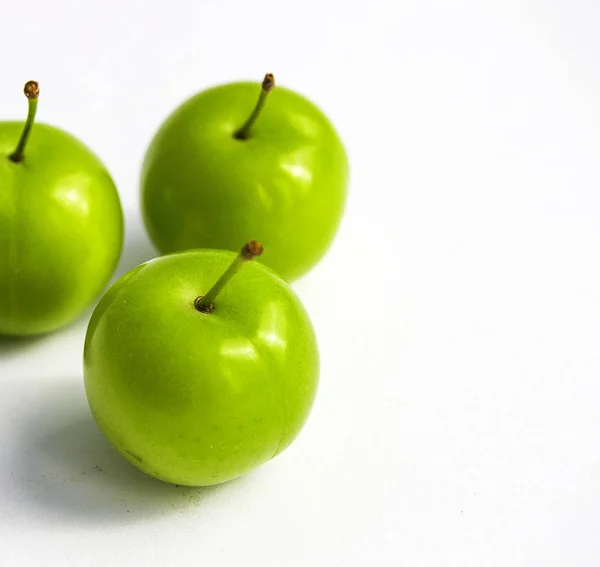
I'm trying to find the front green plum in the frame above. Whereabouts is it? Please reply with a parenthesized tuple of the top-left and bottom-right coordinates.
(83, 248, 319, 486)
(141, 75, 348, 281)
(0, 120, 123, 336)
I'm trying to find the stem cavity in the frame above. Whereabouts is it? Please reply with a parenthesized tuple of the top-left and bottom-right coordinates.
(195, 241, 264, 314)
(10, 80, 40, 164)
(233, 73, 275, 141)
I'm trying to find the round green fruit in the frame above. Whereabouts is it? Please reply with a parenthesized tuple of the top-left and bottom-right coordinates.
(83, 242, 319, 486)
(0, 81, 123, 336)
(141, 73, 348, 282)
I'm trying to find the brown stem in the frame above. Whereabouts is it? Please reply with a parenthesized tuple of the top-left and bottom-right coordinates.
(234, 74, 275, 140)
(10, 81, 40, 164)
(195, 241, 264, 314)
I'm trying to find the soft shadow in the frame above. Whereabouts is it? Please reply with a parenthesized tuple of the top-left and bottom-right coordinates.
(12, 379, 248, 525)
(0, 306, 91, 362)
(111, 209, 158, 282)
(0, 333, 46, 356)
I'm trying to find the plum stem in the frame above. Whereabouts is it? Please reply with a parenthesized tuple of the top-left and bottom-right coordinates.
(233, 73, 275, 140)
(195, 241, 264, 314)
(10, 81, 40, 164)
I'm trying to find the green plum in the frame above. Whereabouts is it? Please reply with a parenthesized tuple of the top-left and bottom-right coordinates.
(83, 241, 319, 486)
(141, 73, 348, 282)
(0, 81, 123, 336)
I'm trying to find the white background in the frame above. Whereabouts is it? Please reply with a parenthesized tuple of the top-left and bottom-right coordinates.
(1, 0, 600, 565)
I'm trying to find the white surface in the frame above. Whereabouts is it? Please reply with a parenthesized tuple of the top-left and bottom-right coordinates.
(1, 0, 600, 565)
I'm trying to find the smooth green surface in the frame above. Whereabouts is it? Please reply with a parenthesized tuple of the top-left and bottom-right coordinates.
(83, 250, 319, 486)
(0, 122, 123, 336)
(141, 80, 349, 282)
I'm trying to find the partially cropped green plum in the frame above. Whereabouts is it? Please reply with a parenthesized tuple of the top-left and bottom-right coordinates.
(83, 241, 319, 486)
(141, 73, 348, 282)
(0, 81, 123, 336)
